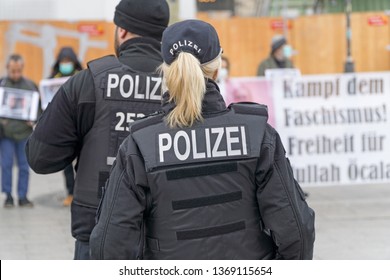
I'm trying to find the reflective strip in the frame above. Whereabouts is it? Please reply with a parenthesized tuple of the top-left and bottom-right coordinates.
(176, 221, 246, 240)
(172, 191, 242, 211)
(166, 162, 237, 181)
(106, 157, 116, 165)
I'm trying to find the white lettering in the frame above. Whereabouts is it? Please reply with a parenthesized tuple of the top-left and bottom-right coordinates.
(145, 76, 150, 99)
(107, 74, 119, 97)
(119, 74, 134, 98)
(158, 126, 248, 163)
(106, 74, 161, 100)
(226, 127, 241, 156)
(115, 112, 125, 131)
(126, 113, 136, 130)
(134, 75, 144, 99)
(169, 40, 205, 57)
(205, 128, 212, 158)
(150, 77, 162, 101)
(174, 131, 191, 161)
(159, 133, 172, 163)
(115, 112, 146, 132)
(241, 126, 248, 155)
(211, 127, 227, 157)
(191, 130, 206, 159)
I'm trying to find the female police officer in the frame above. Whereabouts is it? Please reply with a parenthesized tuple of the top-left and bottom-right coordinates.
(90, 20, 315, 260)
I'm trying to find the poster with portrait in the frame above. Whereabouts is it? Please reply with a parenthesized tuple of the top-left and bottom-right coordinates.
(39, 77, 69, 110)
(0, 87, 40, 121)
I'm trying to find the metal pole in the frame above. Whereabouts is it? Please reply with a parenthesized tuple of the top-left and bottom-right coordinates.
(344, 0, 355, 72)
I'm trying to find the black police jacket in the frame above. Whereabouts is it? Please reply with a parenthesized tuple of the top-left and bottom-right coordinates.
(26, 37, 164, 242)
(89, 80, 315, 259)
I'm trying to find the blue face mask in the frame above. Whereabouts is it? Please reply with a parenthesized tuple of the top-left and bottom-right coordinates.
(283, 45, 293, 59)
(59, 62, 75, 76)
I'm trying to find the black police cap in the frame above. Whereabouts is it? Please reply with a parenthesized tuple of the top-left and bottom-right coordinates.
(161, 20, 222, 65)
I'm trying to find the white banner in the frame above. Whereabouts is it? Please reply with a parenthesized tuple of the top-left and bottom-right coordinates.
(39, 76, 69, 110)
(0, 87, 40, 121)
(272, 72, 390, 186)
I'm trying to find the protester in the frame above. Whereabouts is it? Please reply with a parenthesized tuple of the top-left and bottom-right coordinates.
(216, 55, 230, 101)
(50, 47, 83, 207)
(1, 54, 37, 208)
(257, 35, 294, 76)
(90, 19, 315, 260)
(26, 0, 170, 259)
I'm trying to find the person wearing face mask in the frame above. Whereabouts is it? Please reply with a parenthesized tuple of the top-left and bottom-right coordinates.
(219, 56, 230, 81)
(48, 47, 83, 207)
(257, 35, 294, 76)
(50, 47, 83, 79)
(216, 56, 230, 101)
(216, 56, 246, 105)
(26, 0, 170, 259)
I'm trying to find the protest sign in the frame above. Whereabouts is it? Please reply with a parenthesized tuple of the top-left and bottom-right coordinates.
(39, 76, 69, 110)
(0, 87, 40, 121)
(225, 72, 390, 186)
(272, 72, 390, 186)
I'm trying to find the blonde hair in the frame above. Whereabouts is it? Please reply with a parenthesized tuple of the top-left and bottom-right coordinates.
(160, 52, 221, 128)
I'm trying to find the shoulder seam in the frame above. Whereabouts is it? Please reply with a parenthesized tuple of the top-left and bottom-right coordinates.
(130, 114, 164, 133)
(230, 103, 268, 117)
(87, 55, 122, 77)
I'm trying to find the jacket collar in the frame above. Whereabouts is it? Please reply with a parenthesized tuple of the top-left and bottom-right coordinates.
(117, 37, 163, 73)
(118, 37, 161, 57)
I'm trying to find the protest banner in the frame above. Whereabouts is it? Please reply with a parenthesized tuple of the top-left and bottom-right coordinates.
(225, 72, 390, 186)
(272, 72, 390, 186)
(0, 87, 40, 121)
(220, 77, 275, 126)
(39, 76, 69, 110)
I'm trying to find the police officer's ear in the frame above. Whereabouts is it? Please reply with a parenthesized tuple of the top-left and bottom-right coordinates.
(117, 27, 128, 40)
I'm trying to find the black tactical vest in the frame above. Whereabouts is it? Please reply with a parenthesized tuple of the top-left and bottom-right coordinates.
(73, 55, 162, 208)
(130, 103, 276, 259)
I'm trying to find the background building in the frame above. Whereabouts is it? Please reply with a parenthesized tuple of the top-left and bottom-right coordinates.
(0, 0, 390, 80)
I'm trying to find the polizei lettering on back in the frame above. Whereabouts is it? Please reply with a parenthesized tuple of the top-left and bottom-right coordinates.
(158, 126, 248, 163)
(105, 73, 162, 101)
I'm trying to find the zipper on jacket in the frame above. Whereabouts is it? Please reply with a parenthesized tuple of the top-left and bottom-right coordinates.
(99, 170, 125, 259)
(274, 162, 305, 259)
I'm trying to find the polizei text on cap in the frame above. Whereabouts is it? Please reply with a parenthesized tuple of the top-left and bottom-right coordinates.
(169, 40, 202, 56)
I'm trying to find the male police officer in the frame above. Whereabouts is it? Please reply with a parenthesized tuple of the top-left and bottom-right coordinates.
(26, 0, 170, 259)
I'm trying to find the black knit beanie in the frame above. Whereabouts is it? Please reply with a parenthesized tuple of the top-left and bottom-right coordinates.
(114, 0, 170, 41)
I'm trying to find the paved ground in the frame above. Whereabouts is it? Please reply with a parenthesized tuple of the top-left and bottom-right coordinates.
(1, 168, 389, 260)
